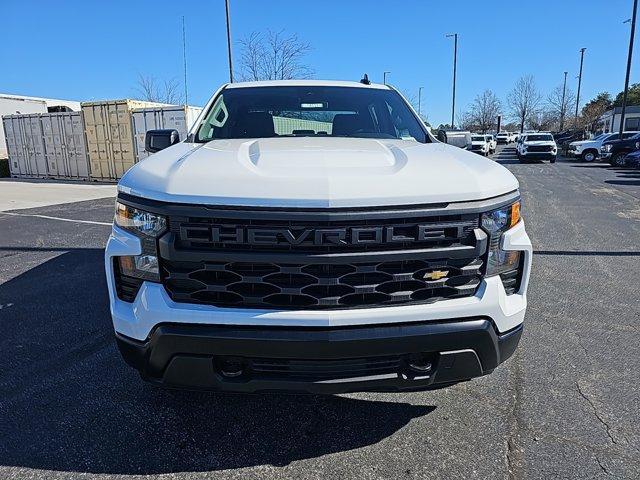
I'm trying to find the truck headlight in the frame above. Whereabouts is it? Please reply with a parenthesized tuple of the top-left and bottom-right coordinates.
(114, 202, 166, 283)
(481, 201, 522, 280)
(604, 144, 612, 152)
(115, 202, 166, 237)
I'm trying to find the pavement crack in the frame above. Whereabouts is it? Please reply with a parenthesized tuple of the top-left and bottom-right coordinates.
(596, 456, 609, 475)
(576, 381, 618, 446)
(505, 350, 525, 480)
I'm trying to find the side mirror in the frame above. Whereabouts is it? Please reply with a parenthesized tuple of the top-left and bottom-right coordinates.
(145, 129, 180, 153)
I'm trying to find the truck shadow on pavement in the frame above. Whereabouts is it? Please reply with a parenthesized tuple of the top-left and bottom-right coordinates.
(0, 248, 435, 475)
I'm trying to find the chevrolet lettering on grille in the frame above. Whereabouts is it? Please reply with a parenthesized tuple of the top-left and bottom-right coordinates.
(180, 225, 464, 247)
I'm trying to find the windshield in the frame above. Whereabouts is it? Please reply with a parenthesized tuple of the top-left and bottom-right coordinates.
(195, 86, 428, 143)
(592, 134, 607, 141)
(526, 134, 553, 142)
(471, 136, 485, 141)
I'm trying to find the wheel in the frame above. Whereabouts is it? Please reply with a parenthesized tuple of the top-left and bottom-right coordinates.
(550, 156, 556, 164)
(611, 153, 626, 167)
(581, 150, 597, 163)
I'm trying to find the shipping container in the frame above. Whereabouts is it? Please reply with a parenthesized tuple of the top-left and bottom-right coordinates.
(81, 99, 168, 181)
(41, 112, 90, 179)
(131, 105, 202, 162)
(3, 114, 48, 178)
(0, 93, 81, 159)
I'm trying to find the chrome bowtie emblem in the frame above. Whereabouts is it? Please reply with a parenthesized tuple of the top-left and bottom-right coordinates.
(423, 270, 449, 281)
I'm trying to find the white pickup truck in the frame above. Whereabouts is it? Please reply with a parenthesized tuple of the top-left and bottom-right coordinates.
(105, 79, 532, 393)
(568, 132, 638, 162)
(517, 132, 557, 163)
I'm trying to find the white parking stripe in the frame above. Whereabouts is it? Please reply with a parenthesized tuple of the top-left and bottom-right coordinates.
(0, 211, 112, 226)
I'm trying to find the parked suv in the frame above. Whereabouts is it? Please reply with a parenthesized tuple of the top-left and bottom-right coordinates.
(601, 132, 640, 166)
(496, 132, 510, 144)
(568, 132, 637, 162)
(106, 80, 532, 394)
(517, 133, 557, 163)
(470, 135, 491, 155)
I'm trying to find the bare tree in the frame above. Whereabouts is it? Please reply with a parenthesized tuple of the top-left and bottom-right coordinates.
(238, 29, 313, 81)
(463, 90, 501, 133)
(135, 74, 184, 104)
(507, 75, 542, 133)
(546, 85, 576, 131)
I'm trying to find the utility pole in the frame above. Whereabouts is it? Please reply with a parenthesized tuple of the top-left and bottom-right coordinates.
(383, 71, 390, 85)
(560, 71, 568, 131)
(619, 0, 638, 136)
(182, 16, 188, 105)
(225, 0, 234, 83)
(418, 86, 423, 116)
(574, 48, 586, 126)
(446, 33, 458, 128)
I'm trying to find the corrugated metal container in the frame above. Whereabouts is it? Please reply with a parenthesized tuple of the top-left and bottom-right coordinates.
(81, 99, 168, 180)
(0, 93, 82, 159)
(41, 112, 90, 179)
(3, 114, 49, 178)
(0, 97, 47, 159)
(131, 105, 202, 162)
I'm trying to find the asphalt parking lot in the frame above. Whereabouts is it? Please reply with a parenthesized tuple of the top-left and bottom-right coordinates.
(1, 144, 639, 479)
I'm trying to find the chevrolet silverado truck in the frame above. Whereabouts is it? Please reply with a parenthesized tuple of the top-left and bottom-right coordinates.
(517, 133, 557, 163)
(568, 132, 637, 162)
(105, 79, 532, 394)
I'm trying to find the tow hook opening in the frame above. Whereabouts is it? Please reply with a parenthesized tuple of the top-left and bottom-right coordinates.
(216, 357, 246, 378)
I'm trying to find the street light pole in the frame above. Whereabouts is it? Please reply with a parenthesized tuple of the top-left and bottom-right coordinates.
(574, 48, 586, 126)
(619, 0, 638, 136)
(225, 0, 234, 83)
(418, 86, 423, 116)
(560, 71, 568, 131)
(383, 71, 390, 85)
(446, 33, 458, 128)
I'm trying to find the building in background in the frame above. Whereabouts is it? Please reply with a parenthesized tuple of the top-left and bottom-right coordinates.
(0, 93, 81, 159)
(596, 106, 640, 133)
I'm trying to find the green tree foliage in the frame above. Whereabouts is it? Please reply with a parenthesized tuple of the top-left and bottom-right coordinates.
(613, 83, 640, 107)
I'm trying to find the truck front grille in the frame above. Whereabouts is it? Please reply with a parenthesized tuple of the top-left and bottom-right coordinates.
(162, 256, 483, 309)
(160, 208, 486, 310)
(527, 145, 553, 152)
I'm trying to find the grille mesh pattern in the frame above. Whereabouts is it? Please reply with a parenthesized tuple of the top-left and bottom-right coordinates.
(162, 257, 483, 309)
(526, 145, 553, 152)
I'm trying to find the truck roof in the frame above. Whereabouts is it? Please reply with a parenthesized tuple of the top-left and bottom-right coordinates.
(225, 79, 391, 90)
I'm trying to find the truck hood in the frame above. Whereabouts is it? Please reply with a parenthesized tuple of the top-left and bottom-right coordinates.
(569, 140, 596, 147)
(118, 137, 519, 208)
(524, 141, 556, 147)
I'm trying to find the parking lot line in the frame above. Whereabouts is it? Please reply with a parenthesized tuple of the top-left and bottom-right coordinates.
(0, 211, 112, 226)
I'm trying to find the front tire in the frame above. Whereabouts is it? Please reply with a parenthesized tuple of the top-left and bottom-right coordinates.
(550, 156, 556, 164)
(611, 153, 626, 167)
(581, 150, 597, 163)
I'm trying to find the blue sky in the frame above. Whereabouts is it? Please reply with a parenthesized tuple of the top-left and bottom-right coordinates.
(2, 0, 637, 126)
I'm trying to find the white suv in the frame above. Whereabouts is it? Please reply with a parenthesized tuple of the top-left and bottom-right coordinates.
(105, 79, 532, 393)
(470, 134, 491, 155)
(517, 132, 557, 163)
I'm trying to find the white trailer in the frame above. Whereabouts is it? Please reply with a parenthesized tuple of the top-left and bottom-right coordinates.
(131, 106, 202, 162)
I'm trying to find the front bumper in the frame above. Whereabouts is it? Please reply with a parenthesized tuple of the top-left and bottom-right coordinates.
(116, 319, 523, 393)
(105, 214, 532, 392)
(521, 152, 556, 160)
(600, 152, 612, 159)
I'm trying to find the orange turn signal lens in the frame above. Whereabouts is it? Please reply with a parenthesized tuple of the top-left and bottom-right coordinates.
(510, 201, 521, 228)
